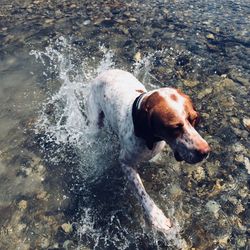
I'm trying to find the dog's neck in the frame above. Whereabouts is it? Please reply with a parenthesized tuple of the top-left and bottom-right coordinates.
(132, 92, 162, 150)
(132, 92, 146, 111)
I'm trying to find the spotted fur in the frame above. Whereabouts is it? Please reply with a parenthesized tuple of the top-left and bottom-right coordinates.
(87, 69, 210, 233)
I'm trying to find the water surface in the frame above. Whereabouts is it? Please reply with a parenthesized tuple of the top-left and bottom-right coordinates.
(0, 0, 249, 249)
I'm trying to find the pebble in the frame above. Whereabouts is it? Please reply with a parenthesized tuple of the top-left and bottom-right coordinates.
(235, 203, 245, 214)
(44, 19, 54, 24)
(169, 184, 182, 199)
(234, 76, 249, 86)
(234, 154, 244, 163)
(205, 200, 221, 219)
(228, 70, 250, 87)
(18, 200, 27, 210)
(244, 157, 250, 174)
(206, 161, 219, 178)
(63, 240, 75, 249)
(242, 118, 250, 131)
(208, 179, 224, 197)
(17, 223, 26, 232)
(206, 33, 215, 40)
(215, 78, 235, 92)
(230, 117, 240, 126)
(61, 223, 73, 233)
(183, 79, 199, 87)
(236, 237, 247, 247)
(129, 17, 137, 22)
(134, 51, 142, 62)
(238, 187, 248, 198)
(55, 10, 62, 17)
(5, 35, 15, 43)
(51, 243, 59, 248)
(36, 191, 48, 200)
(218, 235, 229, 246)
(116, 19, 125, 24)
(206, 43, 219, 52)
(233, 142, 246, 153)
(40, 237, 50, 248)
(24, 167, 32, 176)
(192, 166, 205, 182)
(37, 164, 45, 174)
(94, 18, 104, 25)
(83, 20, 91, 25)
(123, 11, 131, 17)
(197, 88, 213, 99)
(119, 27, 129, 35)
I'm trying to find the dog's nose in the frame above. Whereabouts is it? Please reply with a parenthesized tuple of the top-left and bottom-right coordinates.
(199, 144, 211, 158)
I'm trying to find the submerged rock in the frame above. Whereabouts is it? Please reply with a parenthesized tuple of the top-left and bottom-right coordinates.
(18, 200, 27, 210)
(39, 237, 50, 248)
(183, 79, 199, 87)
(16, 223, 27, 233)
(192, 166, 206, 182)
(63, 240, 75, 249)
(61, 223, 73, 233)
(133, 51, 142, 62)
(206, 33, 215, 40)
(228, 70, 250, 87)
(36, 191, 48, 200)
(205, 200, 221, 219)
(197, 87, 213, 99)
(242, 118, 250, 132)
(244, 157, 250, 174)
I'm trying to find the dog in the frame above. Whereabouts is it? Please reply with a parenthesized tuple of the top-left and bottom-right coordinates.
(87, 69, 210, 233)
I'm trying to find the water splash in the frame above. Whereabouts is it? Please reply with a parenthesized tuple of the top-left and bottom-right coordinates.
(31, 37, 186, 249)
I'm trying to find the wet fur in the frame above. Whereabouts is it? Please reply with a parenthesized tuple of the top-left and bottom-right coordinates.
(87, 69, 210, 233)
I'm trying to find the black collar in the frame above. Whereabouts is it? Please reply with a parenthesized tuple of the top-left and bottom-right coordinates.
(132, 92, 146, 115)
(132, 92, 162, 150)
(132, 92, 146, 135)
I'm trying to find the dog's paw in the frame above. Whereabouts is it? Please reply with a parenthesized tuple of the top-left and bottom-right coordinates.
(148, 205, 172, 233)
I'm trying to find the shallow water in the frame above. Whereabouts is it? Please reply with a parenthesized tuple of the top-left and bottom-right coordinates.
(0, 0, 249, 249)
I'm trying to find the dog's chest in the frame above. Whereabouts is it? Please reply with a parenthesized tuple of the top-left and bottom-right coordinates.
(120, 116, 166, 163)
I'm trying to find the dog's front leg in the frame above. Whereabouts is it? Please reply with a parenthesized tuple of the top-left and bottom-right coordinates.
(121, 163, 172, 233)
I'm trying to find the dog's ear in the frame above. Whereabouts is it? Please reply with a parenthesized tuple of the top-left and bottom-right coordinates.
(188, 104, 200, 127)
(194, 112, 200, 126)
(133, 108, 155, 150)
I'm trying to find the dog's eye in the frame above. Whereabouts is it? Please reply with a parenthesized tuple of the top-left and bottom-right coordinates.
(172, 123, 183, 132)
(190, 115, 200, 127)
(175, 123, 183, 129)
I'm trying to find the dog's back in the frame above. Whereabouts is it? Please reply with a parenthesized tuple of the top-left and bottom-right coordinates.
(89, 69, 146, 133)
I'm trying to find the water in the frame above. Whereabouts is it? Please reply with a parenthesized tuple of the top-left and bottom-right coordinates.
(0, 0, 249, 249)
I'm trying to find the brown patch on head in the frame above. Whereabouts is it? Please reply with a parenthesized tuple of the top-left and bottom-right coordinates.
(133, 91, 184, 149)
(170, 94, 178, 101)
(176, 88, 200, 127)
(150, 100, 184, 139)
(144, 92, 182, 128)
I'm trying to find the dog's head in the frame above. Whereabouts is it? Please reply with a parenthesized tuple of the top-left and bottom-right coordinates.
(133, 88, 210, 164)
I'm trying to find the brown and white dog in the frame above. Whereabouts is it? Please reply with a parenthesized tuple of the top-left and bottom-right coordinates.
(87, 69, 210, 233)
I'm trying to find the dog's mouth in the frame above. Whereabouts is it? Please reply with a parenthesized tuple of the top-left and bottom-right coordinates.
(174, 149, 210, 164)
(174, 151, 184, 162)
